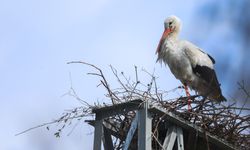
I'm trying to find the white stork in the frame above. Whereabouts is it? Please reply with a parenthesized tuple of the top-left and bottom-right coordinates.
(156, 15, 226, 107)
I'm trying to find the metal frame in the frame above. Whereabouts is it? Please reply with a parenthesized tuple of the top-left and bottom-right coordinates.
(90, 99, 237, 150)
(123, 111, 138, 150)
(137, 101, 152, 150)
(162, 125, 184, 150)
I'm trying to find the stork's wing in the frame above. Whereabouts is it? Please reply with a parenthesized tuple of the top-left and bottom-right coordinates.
(181, 41, 214, 68)
(182, 41, 226, 101)
(192, 64, 226, 101)
(192, 65, 217, 83)
(198, 48, 215, 64)
(182, 41, 218, 83)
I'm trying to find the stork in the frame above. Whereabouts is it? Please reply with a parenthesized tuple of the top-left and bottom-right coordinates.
(156, 16, 226, 110)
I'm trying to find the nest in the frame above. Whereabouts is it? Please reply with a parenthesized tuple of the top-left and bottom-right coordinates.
(18, 61, 250, 150)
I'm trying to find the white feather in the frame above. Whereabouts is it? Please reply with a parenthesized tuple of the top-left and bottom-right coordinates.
(181, 40, 214, 69)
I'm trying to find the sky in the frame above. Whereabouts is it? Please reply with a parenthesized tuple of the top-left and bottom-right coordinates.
(0, 0, 241, 150)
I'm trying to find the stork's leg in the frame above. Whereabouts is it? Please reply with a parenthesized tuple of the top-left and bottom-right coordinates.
(184, 83, 191, 111)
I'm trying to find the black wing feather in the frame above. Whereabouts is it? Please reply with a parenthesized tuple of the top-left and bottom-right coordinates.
(198, 48, 215, 64)
(207, 54, 215, 64)
(192, 65, 226, 101)
(192, 65, 219, 87)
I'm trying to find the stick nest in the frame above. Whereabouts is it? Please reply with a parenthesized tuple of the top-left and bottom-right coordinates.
(19, 61, 250, 150)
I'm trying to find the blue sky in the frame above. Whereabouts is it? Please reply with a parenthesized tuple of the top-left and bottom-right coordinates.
(1, 0, 240, 149)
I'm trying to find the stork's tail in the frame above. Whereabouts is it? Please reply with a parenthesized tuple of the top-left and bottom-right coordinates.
(213, 94, 227, 103)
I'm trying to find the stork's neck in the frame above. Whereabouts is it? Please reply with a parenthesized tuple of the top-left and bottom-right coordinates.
(167, 30, 179, 41)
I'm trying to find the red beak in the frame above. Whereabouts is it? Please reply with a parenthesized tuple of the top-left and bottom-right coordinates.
(156, 28, 171, 54)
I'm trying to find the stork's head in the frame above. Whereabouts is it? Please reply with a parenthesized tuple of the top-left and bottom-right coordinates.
(156, 15, 181, 54)
(164, 15, 181, 34)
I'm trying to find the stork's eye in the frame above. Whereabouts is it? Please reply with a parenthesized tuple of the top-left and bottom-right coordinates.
(169, 22, 173, 25)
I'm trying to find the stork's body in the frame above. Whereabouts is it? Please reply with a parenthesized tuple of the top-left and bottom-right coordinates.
(157, 16, 226, 102)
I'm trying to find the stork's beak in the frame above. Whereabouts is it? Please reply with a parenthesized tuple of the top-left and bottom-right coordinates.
(156, 28, 171, 54)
